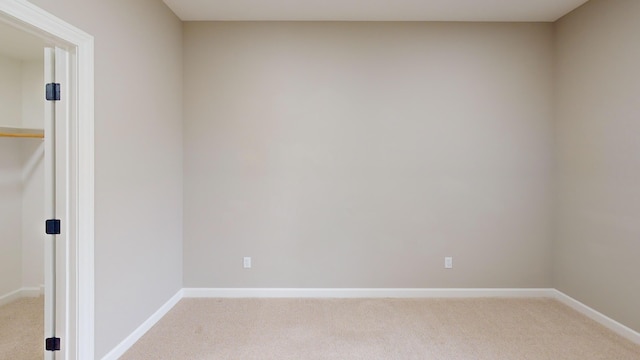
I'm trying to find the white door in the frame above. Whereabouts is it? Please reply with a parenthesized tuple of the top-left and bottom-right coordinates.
(44, 46, 69, 360)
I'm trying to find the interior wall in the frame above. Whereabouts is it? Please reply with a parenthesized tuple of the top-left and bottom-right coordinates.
(9, 0, 638, 354)
(0, 139, 23, 298)
(26, 0, 184, 357)
(20, 141, 44, 290)
(0, 54, 25, 299)
(21, 59, 43, 129)
(554, 0, 640, 332)
(20, 59, 44, 290)
(183, 22, 555, 289)
(0, 54, 21, 127)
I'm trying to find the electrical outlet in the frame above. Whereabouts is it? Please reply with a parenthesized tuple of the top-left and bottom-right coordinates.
(445, 257, 453, 269)
(243, 257, 252, 269)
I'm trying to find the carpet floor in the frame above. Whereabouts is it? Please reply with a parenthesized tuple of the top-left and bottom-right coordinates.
(121, 297, 640, 360)
(0, 296, 43, 360)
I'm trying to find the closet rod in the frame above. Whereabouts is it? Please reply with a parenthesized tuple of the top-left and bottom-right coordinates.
(0, 132, 44, 139)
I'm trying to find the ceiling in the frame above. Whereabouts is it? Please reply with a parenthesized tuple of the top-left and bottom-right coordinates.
(163, 0, 589, 22)
(0, 21, 44, 61)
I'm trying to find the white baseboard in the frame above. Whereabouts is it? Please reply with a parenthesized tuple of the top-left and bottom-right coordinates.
(19, 287, 41, 297)
(182, 287, 555, 299)
(0, 289, 22, 307)
(552, 290, 640, 345)
(101, 289, 184, 360)
(0, 287, 43, 307)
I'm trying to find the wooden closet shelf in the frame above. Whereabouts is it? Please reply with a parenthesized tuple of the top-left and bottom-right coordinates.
(0, 132, 44, 138)
(0, 126, 45, 139)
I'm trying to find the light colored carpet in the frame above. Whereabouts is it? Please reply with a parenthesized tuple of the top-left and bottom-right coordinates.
(121, 297, 640, 360)
(0, 296, 43, 360)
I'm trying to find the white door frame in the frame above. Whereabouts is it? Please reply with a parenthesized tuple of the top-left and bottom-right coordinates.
(0, 1, 94, 359)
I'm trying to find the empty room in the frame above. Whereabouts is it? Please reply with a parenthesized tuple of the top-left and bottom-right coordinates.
(0, 0, 639, 359)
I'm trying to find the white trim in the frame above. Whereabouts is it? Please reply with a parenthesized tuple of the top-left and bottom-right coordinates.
(552, 290, 640, 345)
(0, 287, 43, 307)
(20, 286, 42, 297)
(0, 289, 23, 307)
(100, 290, 184, 360)
(75, 23, 96, 360)
(0, 1, 95, 359)
(183, 288, 555, 299)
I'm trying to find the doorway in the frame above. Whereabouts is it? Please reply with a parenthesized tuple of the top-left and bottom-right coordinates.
(0, 20, 47, 359)
(0, 0, 94, 359)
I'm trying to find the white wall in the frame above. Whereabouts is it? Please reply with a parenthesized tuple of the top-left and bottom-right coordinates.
(183, 22, 555, 288)
(20, 59, 44, 290)
(26, 0, 184, 357)
(0, 53, 43, 298)
(0, 139, 23, 298)
(21, 59, 43, 129)
(0, 54, 21, 127)
(20, 141, 44, 290)
(554, 0, 640, 332)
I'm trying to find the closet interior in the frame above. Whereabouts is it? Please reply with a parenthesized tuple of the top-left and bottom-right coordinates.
(0, 21, 46, 358)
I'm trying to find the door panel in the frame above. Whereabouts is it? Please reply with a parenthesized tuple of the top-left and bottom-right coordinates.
(44, 46, 56, 360)
(44, 46, 69, 360)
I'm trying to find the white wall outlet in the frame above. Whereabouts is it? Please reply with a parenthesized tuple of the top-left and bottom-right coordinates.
(243, 257, 252, 269)
(445, 257, 453, 269)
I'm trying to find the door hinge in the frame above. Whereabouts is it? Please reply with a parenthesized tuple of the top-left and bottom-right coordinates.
(46, 83, 60, 101)
(45, 219, 61, 235)
(45, 337, 60, 351)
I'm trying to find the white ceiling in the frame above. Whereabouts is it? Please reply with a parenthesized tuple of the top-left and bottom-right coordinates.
(0, 21, 44, 61)
(163, 0, 589, 22)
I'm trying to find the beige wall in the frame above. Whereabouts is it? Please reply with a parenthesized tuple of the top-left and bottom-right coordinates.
(183, 22, 555, 289)
(26, 0, 184, 357)
(554, 0, 640, 332)
(9, 0, 639, 352)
